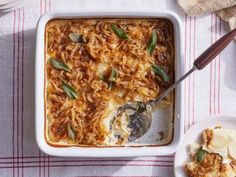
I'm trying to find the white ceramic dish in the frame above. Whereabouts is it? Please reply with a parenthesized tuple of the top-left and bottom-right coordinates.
(174, 115, 236, 177)
(35, 10, 183, 157)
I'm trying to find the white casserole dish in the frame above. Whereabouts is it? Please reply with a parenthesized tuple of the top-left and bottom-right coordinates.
(35, 10, 183, 157)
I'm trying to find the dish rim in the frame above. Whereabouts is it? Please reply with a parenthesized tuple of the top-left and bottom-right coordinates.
(35, 9, 184, 157)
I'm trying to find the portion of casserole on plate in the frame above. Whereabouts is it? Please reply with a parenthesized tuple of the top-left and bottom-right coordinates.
(45, 18, 175, 146)
(185, 127, 236, 177)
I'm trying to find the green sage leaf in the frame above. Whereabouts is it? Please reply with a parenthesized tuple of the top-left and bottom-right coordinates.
(49, 58, 70, 72)
(147, 30, 157, 54)
(62, 81, 78, 99)
(67, 123, 76, 141)
(69, 33, 86, 43)
(151, 64, 170, 83)
(111, 25, 128, 40)
(109, 68, 118, 81)
(196, 147, 206, 162)
(108, 68, 118, 90)
(99, 74, 106, 81)
(108, 82, 114, 90)
(100, 68, 118, 90)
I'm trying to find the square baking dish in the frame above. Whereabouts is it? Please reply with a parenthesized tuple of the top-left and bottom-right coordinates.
(35, 10, 183, 157)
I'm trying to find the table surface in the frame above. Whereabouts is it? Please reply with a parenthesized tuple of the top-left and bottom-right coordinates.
(0, 0, 235, 177)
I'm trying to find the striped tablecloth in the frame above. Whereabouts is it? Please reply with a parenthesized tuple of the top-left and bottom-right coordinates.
(0, 0, 235, 176)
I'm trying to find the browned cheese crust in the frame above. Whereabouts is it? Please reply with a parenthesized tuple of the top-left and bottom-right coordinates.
(45, 18, 175, 145)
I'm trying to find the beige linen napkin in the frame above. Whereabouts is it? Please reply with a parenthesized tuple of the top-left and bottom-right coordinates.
(216, 6, 236, 30)
(177, 0, 236, 31)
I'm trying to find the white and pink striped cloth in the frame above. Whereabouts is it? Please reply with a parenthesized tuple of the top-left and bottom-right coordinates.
(0, 0, 235, 177)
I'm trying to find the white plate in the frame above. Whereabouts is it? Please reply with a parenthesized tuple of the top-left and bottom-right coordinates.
(174, 115, 236, 177)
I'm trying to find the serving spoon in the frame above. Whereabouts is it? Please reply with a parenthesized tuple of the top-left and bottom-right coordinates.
(112, 28, 236, 142)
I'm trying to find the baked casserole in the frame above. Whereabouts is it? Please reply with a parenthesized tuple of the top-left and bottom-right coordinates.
(45, 18, 175, 146)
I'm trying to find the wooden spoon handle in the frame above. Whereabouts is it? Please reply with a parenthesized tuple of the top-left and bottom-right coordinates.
(194, 28, 236, 70)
